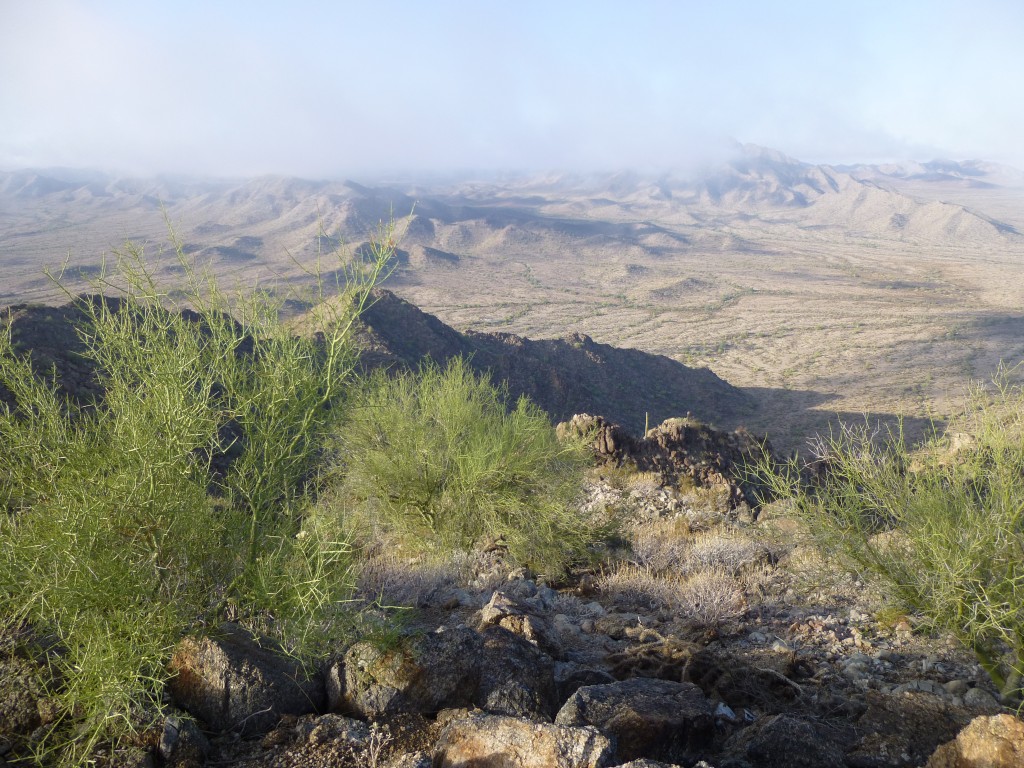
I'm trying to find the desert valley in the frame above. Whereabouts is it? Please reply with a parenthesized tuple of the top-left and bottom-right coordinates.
(3, 144, 1024, 451)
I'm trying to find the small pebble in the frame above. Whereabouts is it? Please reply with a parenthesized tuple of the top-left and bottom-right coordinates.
(963, 687, 999, 710)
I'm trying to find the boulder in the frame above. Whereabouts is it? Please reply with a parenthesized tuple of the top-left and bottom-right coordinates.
(479, 591, 563, 658)
(433, 712, 613, 768)
(294, 713, 372, 748)
(555, 665, 617, 703)
(724, 714, 846, 768)
(334, 623, 558, 721)
(477, 625, 559, 720)
(926, 714, 1024, 768)
(337, 625, 481, 717)
(555, 678, 714, 763)
(167, 625, 325, 735)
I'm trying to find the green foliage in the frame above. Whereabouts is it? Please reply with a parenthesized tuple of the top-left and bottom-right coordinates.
(329, 358, 595, 577)
(0, 226, 394, 765)
(758, 376, 1024, 703)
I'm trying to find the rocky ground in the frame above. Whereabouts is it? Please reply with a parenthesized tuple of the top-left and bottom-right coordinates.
(2, 415, 1022, 768)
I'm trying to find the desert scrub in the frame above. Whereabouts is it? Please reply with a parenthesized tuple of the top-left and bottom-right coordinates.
(757, 376, 1024, 703)
(326, 357, 596, 577)
(0, 224, 394, 765)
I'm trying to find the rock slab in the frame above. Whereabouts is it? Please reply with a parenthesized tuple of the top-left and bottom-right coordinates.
(434, 712, 613, 768)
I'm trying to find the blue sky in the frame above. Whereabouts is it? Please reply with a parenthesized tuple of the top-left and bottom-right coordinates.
(2, 0, 1022, 177)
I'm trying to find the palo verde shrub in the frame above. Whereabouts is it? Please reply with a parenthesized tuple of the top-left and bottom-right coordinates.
(0, 225, 394, 765)
(327, 357, 597, 577)
(757, 376, 1024, 704)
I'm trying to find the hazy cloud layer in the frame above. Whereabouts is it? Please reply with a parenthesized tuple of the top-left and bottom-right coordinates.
(2, 0, 1022, 177)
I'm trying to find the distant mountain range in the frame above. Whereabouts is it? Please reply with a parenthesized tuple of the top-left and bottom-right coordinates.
(2, 145, 1022, 279)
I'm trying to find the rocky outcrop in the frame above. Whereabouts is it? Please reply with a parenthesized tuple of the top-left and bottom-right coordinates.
(560, 413, 772, 507)
(335, 626, 481, 717)
(333, 622, 558, 723)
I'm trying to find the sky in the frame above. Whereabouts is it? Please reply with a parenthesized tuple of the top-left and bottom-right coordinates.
(2, 0, 1023, 178)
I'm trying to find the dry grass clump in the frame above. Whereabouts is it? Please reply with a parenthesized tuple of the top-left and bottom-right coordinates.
(684, 530, 768, 576)
(601, 564, 684, 613)
(675, 569, 747, 625)
(628, 517, 692, 572)
(599, 564, 745, 626)
(610, 507, 763, 625)
(625, 516, 766, 577)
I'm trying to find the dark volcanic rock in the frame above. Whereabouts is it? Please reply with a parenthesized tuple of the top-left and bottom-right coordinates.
(476, 625, 560, 720)
(560, 412, 772, 506)
(336, 626, 482, 717)
(555, 678, 714, 764)
(724, 714, 847, 768)
(334, 622, 558, 721)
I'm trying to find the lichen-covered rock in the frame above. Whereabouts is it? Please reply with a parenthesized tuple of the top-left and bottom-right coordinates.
(926, 714, 1024, 768)
(337, 625, 481, 717)
(167, 625, 325, 735)
(555, 677, 714, 763)
(433, 712, 613, 768)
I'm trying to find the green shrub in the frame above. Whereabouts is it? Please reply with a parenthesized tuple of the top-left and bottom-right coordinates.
(0, 226, 393, 765)
(328, 358, 595, 577)
(758, 377, 1024, 703)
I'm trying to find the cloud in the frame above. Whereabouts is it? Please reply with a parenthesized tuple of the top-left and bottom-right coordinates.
(2, 1, 1023, 175)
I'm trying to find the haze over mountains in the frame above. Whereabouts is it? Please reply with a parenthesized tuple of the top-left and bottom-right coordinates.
(3, 144, 1024, 450)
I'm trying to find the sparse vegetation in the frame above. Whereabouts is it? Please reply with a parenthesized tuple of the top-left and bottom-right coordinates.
(325, 358, 599, 578)
(757, 375, 1024, 703)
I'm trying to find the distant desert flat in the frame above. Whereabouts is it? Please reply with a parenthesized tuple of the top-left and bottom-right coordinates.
(3, 146, 1024, 451)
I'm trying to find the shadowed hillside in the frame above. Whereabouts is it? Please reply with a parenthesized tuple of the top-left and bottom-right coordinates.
(355, 288, 754, 433)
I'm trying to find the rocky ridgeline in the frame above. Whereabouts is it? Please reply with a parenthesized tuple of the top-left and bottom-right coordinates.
(2, 290, 753, 438)
(2, 415, 1022, 767)
(355, 289, 754, 432)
